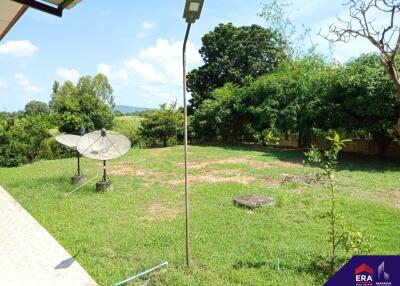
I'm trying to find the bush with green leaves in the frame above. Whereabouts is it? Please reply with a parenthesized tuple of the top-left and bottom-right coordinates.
(0, 115, 51, 167)
(139, 102, 183, 147)
(112, 116, 145, 148)
(311, 54, 397, 154)
(192, 83, 252, 142)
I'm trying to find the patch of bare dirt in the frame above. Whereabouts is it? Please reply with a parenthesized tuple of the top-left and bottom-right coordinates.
(168, 169, 256, 186)
(141, 202, 181, 222)
(280, 173, 322, 186)
(108, 164, 165, 186)
(175, 157, 301, 170)
(369, 189, 400, 209)
(284, 188, 305, 194)
(108, 164, 149, 176)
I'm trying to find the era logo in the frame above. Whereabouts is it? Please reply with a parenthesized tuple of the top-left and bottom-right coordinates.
(355, 263, 374, 284)
(356, 274, 373, 282)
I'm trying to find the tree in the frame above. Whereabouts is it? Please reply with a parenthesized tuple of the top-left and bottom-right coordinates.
(0, 115, 51, 167)
(139, 102, 183, 147)
(25, 100, 49, 116)
(77, 74, 115, 109)
(322, 0, 400, 136)
(187, 23, 286, 109)
(49, 75, 114, 133)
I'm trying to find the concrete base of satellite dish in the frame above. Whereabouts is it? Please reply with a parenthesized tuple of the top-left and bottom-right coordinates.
(96, 181, 113, 192)
(71, 174, 88, 184)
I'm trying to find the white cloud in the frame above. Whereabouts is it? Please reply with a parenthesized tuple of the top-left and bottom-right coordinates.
(0, 80, 7, 88)
(97, 63, 129, 81)
(98, 38, 202, 103)
(0, 40, 38, 57)
(136, 21, 157, 38)
(14, 73, 40, 93)
(56, 68, 81, 83)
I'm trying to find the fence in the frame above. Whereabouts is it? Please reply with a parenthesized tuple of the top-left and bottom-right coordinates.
(277, 134, 400, 157)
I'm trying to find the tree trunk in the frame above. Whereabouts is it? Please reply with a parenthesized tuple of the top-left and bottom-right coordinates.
(163, 139, 167, 147)
(380, 57, 400, 138)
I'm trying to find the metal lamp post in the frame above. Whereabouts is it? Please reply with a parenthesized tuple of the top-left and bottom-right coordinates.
(182, 0, 204, 268)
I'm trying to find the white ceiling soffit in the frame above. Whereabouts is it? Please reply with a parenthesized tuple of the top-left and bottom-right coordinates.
(0, 1, 27, 41)
(44, 0, 82, 10)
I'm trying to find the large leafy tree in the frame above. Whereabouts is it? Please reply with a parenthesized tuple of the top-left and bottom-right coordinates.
(24, 100, 50, 116)
(187, 23, 286, 109)
(49, 74, 114, 133)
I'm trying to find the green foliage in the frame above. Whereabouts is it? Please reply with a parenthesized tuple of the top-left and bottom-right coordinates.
(24, 100, 50, 116)
(192, 83, 250, 142)
(245, 56, 328, 146)
(37, 136, 75, 160)
(187, 23, 286, 108)
(139, 102, 183, 147)
(262, 129, 280, 145)
(313, 54, 397, 143)
(49, 75, 114, 133)
(112, 116, 145, 148)
(305, 131, 369, 276)
(0, 115, 51, 167)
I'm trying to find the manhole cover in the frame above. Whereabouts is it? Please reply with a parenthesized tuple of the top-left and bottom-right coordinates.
(233, 195, 276, 209)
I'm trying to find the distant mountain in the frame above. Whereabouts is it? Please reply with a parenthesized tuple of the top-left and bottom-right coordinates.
(115, 105, 150, 114)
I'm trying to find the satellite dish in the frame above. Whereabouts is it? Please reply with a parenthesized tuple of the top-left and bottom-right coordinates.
(55, 134, 80, 150)
(77, 129, 131, 161)
(55, 127, 87, 183)
(77, 129, 131, 192)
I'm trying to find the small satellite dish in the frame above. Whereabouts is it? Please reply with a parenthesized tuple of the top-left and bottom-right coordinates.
(55, 134, 80, 150)
(77, 129, 131, 192)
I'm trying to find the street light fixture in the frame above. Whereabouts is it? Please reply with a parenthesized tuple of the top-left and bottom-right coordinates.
(182, 0, 204, 268)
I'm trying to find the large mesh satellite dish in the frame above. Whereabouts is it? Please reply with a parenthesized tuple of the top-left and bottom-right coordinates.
(55, 134, 80, 150)
(77, 129, 131, 192)
(77, 129, 131, 161)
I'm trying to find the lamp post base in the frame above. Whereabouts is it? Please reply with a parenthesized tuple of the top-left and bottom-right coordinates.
(96, 181, 113, 192)
(71, 175, 87, 184)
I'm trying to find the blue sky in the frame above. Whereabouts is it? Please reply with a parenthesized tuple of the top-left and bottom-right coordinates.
(0, 0, 378, 111)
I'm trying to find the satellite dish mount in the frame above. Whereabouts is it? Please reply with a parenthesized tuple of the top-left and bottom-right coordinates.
(71, 126, 87, 184)
(97, 128, 112, 191)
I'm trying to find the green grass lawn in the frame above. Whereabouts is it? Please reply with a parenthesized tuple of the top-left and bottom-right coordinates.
(0, 145, 399, 285)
